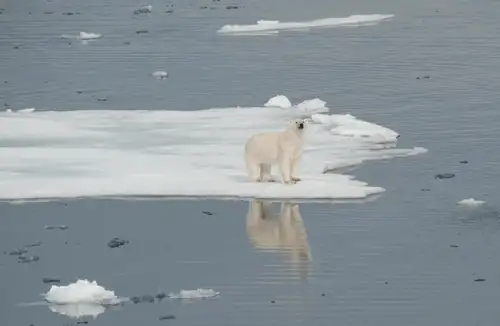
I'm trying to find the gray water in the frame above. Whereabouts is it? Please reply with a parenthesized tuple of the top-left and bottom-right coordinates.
(2, 0, 500, 325)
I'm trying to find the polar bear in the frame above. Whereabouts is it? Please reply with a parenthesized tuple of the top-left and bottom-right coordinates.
(244, 119, 305, 184)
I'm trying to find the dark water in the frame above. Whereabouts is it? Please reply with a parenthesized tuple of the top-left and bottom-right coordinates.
(2, 0, 500, 325)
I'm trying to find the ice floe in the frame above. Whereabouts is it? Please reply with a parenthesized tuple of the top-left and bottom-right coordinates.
(0, 95, 426, 201)
(217, 14, 395, 34)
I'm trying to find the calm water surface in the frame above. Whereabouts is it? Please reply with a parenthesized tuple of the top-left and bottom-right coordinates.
(1, 0, 500, 325)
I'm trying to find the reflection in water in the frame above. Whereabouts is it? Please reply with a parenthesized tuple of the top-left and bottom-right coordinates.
(246, 200, 311, 278)
(48, 303, 106, 319)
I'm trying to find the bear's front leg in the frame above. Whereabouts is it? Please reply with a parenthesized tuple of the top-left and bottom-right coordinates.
(291, 155, 301, 183)
(279, 155, 293, 184)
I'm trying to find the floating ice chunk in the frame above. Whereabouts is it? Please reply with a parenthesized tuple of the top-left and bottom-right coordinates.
(44, 279, 121, 305)
(218, 14, 395, 34)
(295, 98, 327, 113)
(457, 198, 486, 207)
(62, 32, 102, 40)
(79, 32, 102, 40)
(264, 95, 292, 108)
(134, 5, 152, 14)
(168, 288, 220, 299)
(152, 71, 168, 79)
(311, 113, 400, 142)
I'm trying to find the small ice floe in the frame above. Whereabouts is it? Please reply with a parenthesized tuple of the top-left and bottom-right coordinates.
(134, 5, 152, 14)
(79, 32, 102, 40)
(457, 198, 486, 207)
(44, 279, 123, 319)
(264, 95, 292, 109)
(168, 288, 220, 299)
(152, 71, 168, 79)
(62, 32, 102, 41)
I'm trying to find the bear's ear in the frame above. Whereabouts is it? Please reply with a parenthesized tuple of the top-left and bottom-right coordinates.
(288, 119, 294, 125)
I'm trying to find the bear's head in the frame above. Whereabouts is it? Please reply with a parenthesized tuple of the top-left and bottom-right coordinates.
(288, 119, 306, 131)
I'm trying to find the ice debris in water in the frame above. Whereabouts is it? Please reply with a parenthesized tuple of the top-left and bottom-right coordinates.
(18, 255, 40, 263)
(62, 32, 102, 40)
(457, 198, 486, 207)
(264, 95, 292, 108)
(45, 225, 69, 230)
(108, 238, 129, 248)
(168, 288, 220, 299)
(134, 5, 152, 14)
(79, 32, 102, 40)
(152, 71, 168, 79)
(435, 173, 455, 179)
(44, 279, 121, 305)
(9, 248, 28, 255)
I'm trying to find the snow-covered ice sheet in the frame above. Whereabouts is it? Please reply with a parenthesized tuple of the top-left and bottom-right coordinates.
(0, 95, 426, 201)
(217, 14, 394, 34)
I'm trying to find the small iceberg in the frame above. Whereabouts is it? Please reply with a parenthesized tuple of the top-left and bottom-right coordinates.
(152, 71, 168, 79)
(168, 288, 220, 299)
(44, 279, 124, 319)
(457, 198, 486, 207)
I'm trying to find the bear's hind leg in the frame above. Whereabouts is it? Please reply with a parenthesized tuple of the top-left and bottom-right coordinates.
(245, 155, 262, 182)
(260, 163, 275, 182)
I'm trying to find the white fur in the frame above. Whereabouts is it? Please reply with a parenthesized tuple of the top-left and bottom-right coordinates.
(244, 119, 305, 184)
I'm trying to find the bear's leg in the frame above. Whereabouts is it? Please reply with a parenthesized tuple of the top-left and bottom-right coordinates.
(278, 155, 293, 184)
(260, 163, 275, 182)
(291, 156, 302, 183)
(245, 157, 262, 182)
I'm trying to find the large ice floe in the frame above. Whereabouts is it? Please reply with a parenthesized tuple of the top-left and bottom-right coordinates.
(217, 14, 394, 35)
(0, 95, 426, 201)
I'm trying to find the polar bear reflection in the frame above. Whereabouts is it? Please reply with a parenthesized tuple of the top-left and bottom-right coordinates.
(246, 200, 311, 278)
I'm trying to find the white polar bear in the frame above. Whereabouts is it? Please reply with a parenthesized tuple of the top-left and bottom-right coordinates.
(244, 119, 305, 184)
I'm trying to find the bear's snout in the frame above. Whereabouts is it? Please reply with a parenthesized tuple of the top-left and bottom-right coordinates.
(298, 122, 304, 129)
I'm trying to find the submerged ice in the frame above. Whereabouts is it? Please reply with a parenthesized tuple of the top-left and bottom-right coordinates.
(0, 95, 426, 201)
(168, 289, 220, 299)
